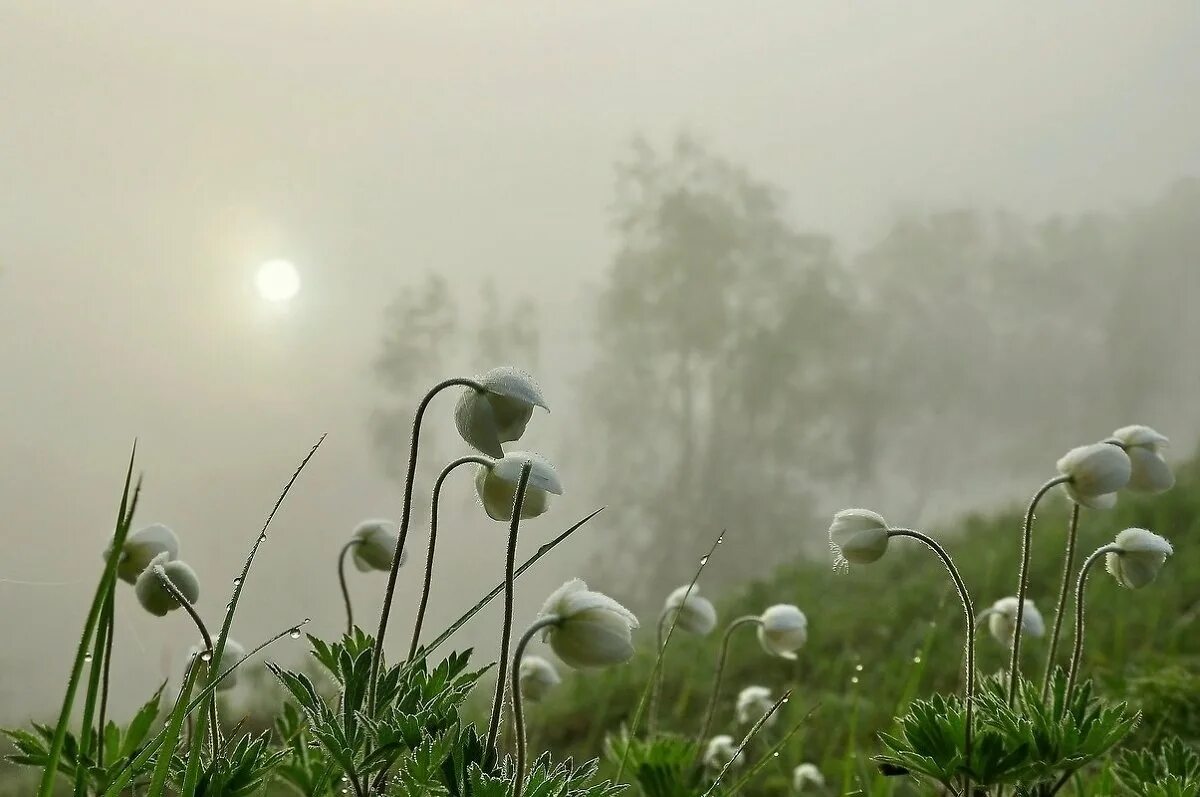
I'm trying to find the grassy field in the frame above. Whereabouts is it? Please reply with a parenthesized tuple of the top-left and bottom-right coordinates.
(526, 455, 1200, 794)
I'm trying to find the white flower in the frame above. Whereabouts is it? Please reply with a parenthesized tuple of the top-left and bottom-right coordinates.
(829, 509, 890, 567)
(662, 584, 718, 636)
(985, 597, 1046, 647)
(189, 638, 247, 691)
(793, 763, 825, 791)
(518, 655, 561, 703)
(454, 367, 548, 458)
(351, 519, 404, 572)
(703, 735, 743, 771)
(134, 552, 200, 617)
(757, 605, 808, 660)
(1106, 528, 1174, 589)
(1056, 443, 1132, 509)
(108, 523, 180, 585)
(539, 579, 639, 669)
(1111, 425, 1175, 494)
(735, 685, 777, 726)
(474, 452, 563, 522)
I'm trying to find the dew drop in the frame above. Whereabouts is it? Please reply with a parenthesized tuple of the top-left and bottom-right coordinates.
(340, 776, 349, 783)
(259, 533, 267, 543)
(232, 577, 242, 586)
(289, 628, 302, 639)
(699, 555, 709, 565)
(716, 535, 724, 544)
(84, 653, 93, 663)
(851, 675, 859, 685)
(912, 655, 922, 664)
(200, 651, 213, 662)
(782, 697, 789, 703)
(303, 618, 311, 624)
(855, 663, 863, 672)
(773, 751, 780, 757)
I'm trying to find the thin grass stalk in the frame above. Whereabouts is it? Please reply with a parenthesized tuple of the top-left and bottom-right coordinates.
(722, 705, 819, 795)
(409, 455, 493, 659)
(483, 460, 534, 764)
(694, 614, 762, 763)
(37, 445, 137, 797)
(368, 377, 485, 713)
(73, 590, 115, 796)
(647, 611, 671, 734)
(338, 540, 360, 636)
(1009, 476, 1069, 706)
(700, 690, 792, 797)
(147, 655, 203, 797)
(615, 530, 724, 782)
(97, 591, 115, 768)
(1065, 544, 1121, 698)
(510, 616, 560, 797)
(1042, 502, 1081, 700)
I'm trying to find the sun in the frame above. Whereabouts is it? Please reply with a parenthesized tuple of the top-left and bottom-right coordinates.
(255, 260, 301, 303)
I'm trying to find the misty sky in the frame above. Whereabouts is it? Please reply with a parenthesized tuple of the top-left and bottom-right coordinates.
(1, 2, 1198, 720)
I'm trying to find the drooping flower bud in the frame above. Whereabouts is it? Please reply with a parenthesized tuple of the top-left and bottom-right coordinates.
(703, 735, 743, 771)
(1056, 443, 1132, 509)
(1110, 425, 1175, 494)
(662, 584, 718, 636)
(454, 367, 548, 458)
(474, 451, 563, 522)
(985, 596, 1046, 647)
(350, 519, 405, 572)
(134, 552, 200, 617)
(792, 763, 825, 791)
(518, 655, 561, 703)
(829, 509, 890, 568)
(538, 579, 639, 669)
(757, 604, 808, 660)
(107, 523, 180, 585)
(1105, 528, 1174, 589)
(189, 638, 247, 691)
(735, 685, 777, 726)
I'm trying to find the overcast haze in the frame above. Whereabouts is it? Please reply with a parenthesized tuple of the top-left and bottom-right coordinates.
(2, 2, 1198, 720)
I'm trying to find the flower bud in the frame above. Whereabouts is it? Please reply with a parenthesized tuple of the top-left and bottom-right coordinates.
(189, 638, 247, 691)
(107, 523, 180, 585)
(703, 735, 743, 771)
(518, 655, 561, 703)
(1111, 425, 1175, 494)
(985, 596, 1045, 647)
(829, 509, 890, 567)
(793, 763, 825, 791)
(454, 367, 548, 458)
(134, 552, 200, 617)
(662, 584, 718, 636)
(351, 519, 405, 572)
(735, 685, 777, 726)
(757, 604, 807, 660)
(538, 579, 639, 669)
(1105, 528, 1174, 589)
(1056, 443, 1132, 509)
(474, 451, 562, 522)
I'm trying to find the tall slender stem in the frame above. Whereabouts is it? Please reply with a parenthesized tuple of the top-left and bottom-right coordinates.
(510, 615, 561, 797)
(154, 567, 220, 759)
(97, 591, 116, 767)
(1009, 476, 1069, 707)
(648, 611, 671, 734)
(889, 529, 976, 793)
(1041, 503, 1081, 699)
(484, 460, 534, 765)
(337, 540, 360, 636)
(1065, 545, 1121, 697)
(409, 455, 494, 659)
(368, 377, 485, 713)
(695, 615, 762, 758)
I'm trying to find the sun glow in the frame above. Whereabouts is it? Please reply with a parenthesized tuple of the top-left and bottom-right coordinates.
(255, 260, 300, 303)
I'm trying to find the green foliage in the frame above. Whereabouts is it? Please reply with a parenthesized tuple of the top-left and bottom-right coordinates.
(1113, 736, 1200, 797)
(603, 731, 699, 797)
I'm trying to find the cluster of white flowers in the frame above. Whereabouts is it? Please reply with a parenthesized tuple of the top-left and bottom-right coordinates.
(110, 523, 199, 617)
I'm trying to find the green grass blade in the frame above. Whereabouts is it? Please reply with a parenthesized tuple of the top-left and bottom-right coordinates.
(38, 443, 137, 797)
(72, 590, 116, 796)
(147, 656, 203, 797)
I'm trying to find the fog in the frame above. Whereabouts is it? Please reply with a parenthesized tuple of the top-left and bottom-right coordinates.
(1, 2, 1198, 721)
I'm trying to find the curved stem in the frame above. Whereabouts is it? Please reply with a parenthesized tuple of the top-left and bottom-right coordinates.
(1009, 476, 1069, 707)
(695, 615, 762, 757)
(337, 540, 361, 637)
(648, 610, 671, 734)
(368, 377, 486, 713)
(888, 529, 976, 793)
(1041, 502, 1081, 700)
(97, 592, 116, 767)
(484, 459, 534, 765)
(1065, 545, 1121, 698)
(154, 567, 220, 760)
(408, 455, 494, 660)
(510, 615, 561, 797)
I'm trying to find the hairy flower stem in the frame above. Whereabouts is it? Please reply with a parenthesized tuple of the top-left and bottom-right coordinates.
(408, 455, 494, 660)
(484, 459, 534, 766)
(337, 540, 361, 636)
(696, 615, 763, 758)
(888, 529, 976, 794)
(368, 377, 485, 713)
(154, 567, 220, 759)
(647, 611, 671, 734)
(510, 615, 561, 797)
(1041, 502, 1081, 700)
(1065, 545, 1122, 698)
(1009, 476, 1069, 707)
